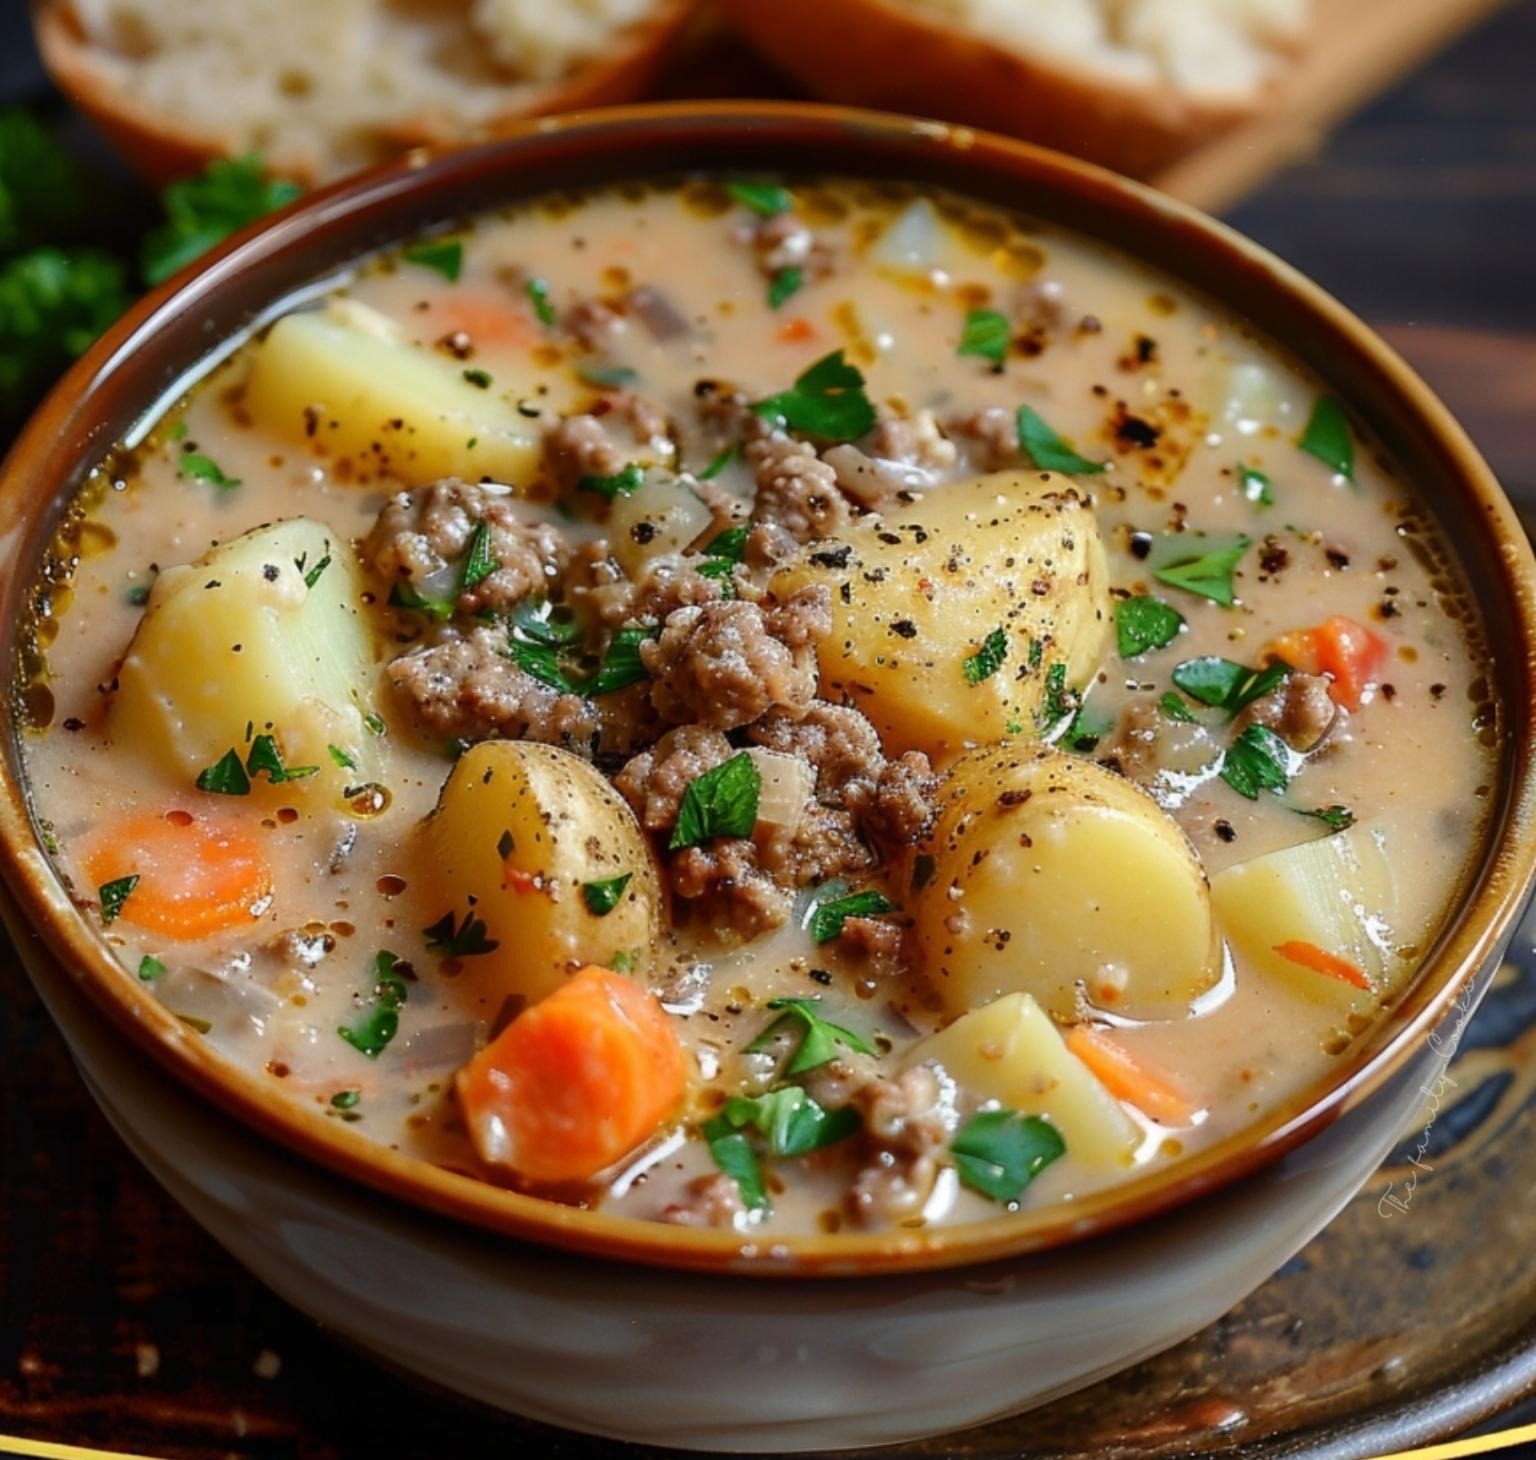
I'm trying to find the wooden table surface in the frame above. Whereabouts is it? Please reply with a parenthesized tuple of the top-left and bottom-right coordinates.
(1, 4, 1534, 1457)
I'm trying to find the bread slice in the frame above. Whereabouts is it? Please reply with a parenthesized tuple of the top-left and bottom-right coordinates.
(35, 0, 702, 185)
(720, 0, 1310, 178)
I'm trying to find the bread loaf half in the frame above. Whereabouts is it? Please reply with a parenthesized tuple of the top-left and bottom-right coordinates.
(720, 0, 1310, 178)
(35, 0, 703, 185)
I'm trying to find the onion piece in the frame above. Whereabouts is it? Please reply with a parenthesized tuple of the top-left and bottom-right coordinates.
(747, 747, 814, 831)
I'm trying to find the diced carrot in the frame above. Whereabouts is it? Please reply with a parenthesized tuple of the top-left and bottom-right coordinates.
(455, 966, 686, 1185)
(429, 292, 539, 352)
(82, 810, 273, 940)
(776, 316, 817, 345)
(1265, 628, 1321, 676)
(1067, 1024, 1198, 1126)
(1274, 939, 1372, 990)
(1312, 614, 1388, 711)
(1265, 614, 1386, 710)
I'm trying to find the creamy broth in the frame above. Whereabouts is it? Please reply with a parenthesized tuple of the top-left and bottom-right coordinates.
(22, 178, 1494, 1235)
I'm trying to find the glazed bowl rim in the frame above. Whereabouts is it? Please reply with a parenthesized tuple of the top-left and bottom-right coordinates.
(2, 99, 1533, 1278)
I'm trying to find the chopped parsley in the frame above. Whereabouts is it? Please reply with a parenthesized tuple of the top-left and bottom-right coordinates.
(1299, 395, 1355, 481)
(1294, 804, 1355, 832)
(767, 265, 803, 310)
(459, 520, 500, 591)
(524, 276, 556, 326)
(508, 637, 577, 693)
(727, 180, 793, 217)
(958, 308, 1010, 366)
(582, 873, 633, 917)
(754, 349, 876, 443)
(1220, 725, 1293, 800)
(137, 954, 165, 982)
(337, 950, 408, 1059)
(700, 444, 738, 480)
(1150, 532, 1251, 607)
(1062, 700, 1115, 754)
(577, 462, 645, 500)
(963, 626, 1008, 685)
(141, 154, 302, 286)
(389, 581, 453, 619)
(97, 874, 139, 926)
(951, 1109, 1066, 1203)
(423, 907, 500, 958)
(462, 367, 492, 389)
(1171, 656, 1289, 716)
(808, 888, 898, 944)
(1036, 661, 1077, 733)
(330, 1089, 361, 1110)
(302, 552, 331, 589)
(196, 747, 251, 796)
(1239, 464, 1274, 506)
(577, 363, 638, 389)
(704, 1086, 860, 1206)
(1115, 596, 1183, 658)
(1016, 405, 1105, 475)
(746, 996, 874, 1076)
(509, 598, 583, 647)
(669, 752, 760, 850)
(363, 712, 387, 736)
(1159, 690, 1197, 723)
(245, 733, 318, 785)
(585, 624, 657, 697)
(402, 239, 463, 283)
(178, 452, 241, 490)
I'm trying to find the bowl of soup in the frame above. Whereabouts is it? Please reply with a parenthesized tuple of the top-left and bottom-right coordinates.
(2, 102, 1533, 1449)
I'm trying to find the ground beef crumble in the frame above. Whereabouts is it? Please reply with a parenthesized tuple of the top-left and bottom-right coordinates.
(747, 432, 850, 543)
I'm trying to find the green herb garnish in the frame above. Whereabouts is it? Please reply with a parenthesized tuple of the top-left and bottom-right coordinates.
(582, 873, 633, 917)
(705, 1086, 859, 1210)
(1159, 691, 1197, 723)
(768, 265, 803, 310)
(1036, 661, 1077, 732)
(402, 239, 463, 283)
(1016, 405, 1104, 475)
(524, 276, 556, 326)
(137, 954, 165, 982)
(1294, 804, 1355, 832)
(423, 907, 500, 958)
(958, 308, 1010, 366)
(746, 996, 874, 1076)
(302, 552, 331, 589)
(337, 950, 408, 1058)
(1300, 395, 1355, 481)
(1150, 533, 1251, 607)
(964, 626, 1008, 686)
(951, 1109, 1066, 1203)
(809, 888, 898, 944)
(178, 452, 241, 490)
(460, 521, 500, 592)
(142, 154, 301, 285)
(330, 1089, 361, 1110)
(669, 752, 761, 851)
(509, 598, 583, 647)
(703, 1119, 768, 1210)
(195, 748, 251, 796)
(461, 367, 492, 390)
(1239, 464, 1274, 506)
(586, 624, 657, 697)
(577, 363, 638, 389)
(577, 462, 645, 501)
(1115, 596, 1184, 658)
(328, 744, 358, 770)
(700, 444, 738, 480)
(727, 180, 793, 217)
(245, 733, 318, 785)
(98, 874, 139, 926)
(1170, 656, 1289, 716)
(755, 349, 876, 443)
(1220, 724, 1293, 800)
(509, 638, 577, 693)
(388, 581, 455, 620)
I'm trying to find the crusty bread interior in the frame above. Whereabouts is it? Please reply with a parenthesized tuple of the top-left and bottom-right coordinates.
(57, 0, 670, 181)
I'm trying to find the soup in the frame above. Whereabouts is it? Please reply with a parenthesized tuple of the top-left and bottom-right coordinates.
(21, 177, 1494, 1236)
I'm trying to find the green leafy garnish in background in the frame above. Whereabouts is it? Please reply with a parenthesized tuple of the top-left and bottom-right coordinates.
(142, 154, 301, 286)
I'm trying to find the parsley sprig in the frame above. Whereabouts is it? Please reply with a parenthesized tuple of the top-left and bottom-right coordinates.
(337, 950, 408, 1058)
(754, 350, 876, 443)
(423, 906, 500, 958)
(746, 996, 874, 1076)
(669, 753, 760, 850)
(951, 1109, 1065, 1203)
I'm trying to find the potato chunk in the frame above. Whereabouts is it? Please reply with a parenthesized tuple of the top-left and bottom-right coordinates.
(769, 470, 1111, 756)
(605, 469, 715, 578)
(914, 744, 1220, 1020)
(110, 518, 379, 799)
(904, 993, 1139, 1168)
(242, 303, 540, 487)
(1211, 817, 1435, 1014)
(424, 741, 661, 1011)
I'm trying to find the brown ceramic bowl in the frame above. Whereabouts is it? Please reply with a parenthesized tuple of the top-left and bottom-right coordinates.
(2, 103, 1534, 1289)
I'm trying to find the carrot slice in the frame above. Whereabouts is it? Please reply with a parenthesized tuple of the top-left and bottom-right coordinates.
(1265, 628, 1321, 676)
(455, 966, 686, 1185)
(429, 292, 539, 352)
(1274, 939, 1372, 990)
(776, 316, 817, 345)
(82, 810, 273, 940)
(1066, 1024, 1198, 1126)
(1312, 614, 1388, 711)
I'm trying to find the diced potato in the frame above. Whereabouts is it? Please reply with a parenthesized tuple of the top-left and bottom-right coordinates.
(1211, 817, 1435, 1013)
(904, 993, 1140, 1168)
(424, 741, 661, 1012)
(914, 744, 1220, 1020)
(242, 303, 540, 487)
(770, 470, 1111, 757)
(605, 470, 714, 578)
(109, 518, 380, 800)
